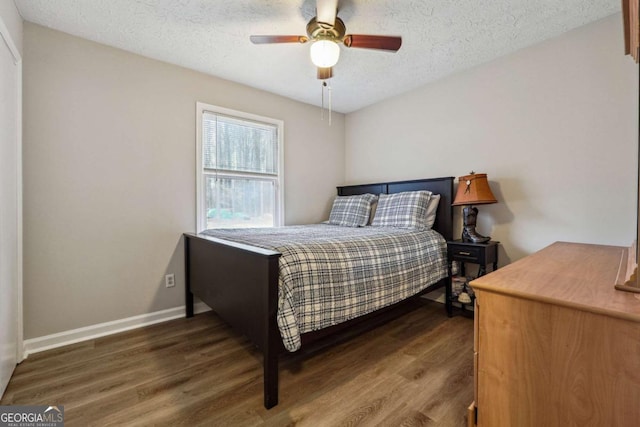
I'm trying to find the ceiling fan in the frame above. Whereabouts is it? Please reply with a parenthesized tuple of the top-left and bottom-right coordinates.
(250, 0, 402, 80)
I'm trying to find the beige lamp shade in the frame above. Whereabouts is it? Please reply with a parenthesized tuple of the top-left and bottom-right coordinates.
(452, 173, 497, 206)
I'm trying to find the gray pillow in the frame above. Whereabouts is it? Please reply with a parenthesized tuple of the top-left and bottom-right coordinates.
(328, 194, 378, 227)
(371, 190, 432, 230)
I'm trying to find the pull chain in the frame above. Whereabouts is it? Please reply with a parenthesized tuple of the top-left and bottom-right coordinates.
(328, 84, 332, 126)
(321, 81, 325, 121)
(320, 81, 332, 126)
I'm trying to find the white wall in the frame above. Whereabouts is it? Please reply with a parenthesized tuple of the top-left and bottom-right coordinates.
(22, 23, 345, 339)
(345, 14, 638, 263)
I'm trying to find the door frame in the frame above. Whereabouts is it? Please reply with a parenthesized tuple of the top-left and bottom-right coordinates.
(0, 14, 23, 363)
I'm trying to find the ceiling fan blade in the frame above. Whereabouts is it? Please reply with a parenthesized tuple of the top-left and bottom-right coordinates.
(250, 35, 308, 44)
(317, 67, 333, 80)
(343, 35, 402, 51)
(316, 0, 338, 26)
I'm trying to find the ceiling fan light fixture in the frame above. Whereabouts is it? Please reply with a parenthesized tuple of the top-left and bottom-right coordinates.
(310, 39, 340, 68)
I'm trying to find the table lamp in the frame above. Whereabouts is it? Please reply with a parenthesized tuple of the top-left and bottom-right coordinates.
(452, 172, 497, 243)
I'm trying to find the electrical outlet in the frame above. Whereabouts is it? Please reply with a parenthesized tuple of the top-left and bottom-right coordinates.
(165, 273, 175, 288)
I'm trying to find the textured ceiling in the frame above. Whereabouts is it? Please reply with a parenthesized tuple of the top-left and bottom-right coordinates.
(15, 0, 620, 113)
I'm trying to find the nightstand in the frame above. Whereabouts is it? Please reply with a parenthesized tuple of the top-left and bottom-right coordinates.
(446, 240, 499, 317)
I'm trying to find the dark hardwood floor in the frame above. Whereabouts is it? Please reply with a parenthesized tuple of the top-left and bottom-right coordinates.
(1, 300, 474, 426)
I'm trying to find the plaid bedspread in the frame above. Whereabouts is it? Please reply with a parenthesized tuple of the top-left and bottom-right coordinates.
(201, 224, 447, 352)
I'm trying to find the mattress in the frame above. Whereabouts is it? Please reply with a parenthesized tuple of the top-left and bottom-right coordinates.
(201, 224, 447, 351)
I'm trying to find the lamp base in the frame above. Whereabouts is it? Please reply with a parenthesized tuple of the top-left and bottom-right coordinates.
(461, 206, 491, 244)
(462, 226, 491, 243)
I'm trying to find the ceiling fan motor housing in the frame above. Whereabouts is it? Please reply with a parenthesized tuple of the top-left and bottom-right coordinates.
(306, 17, 346, 41)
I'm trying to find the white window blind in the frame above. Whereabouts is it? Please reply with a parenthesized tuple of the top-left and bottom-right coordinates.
(196, 103, 283, 231)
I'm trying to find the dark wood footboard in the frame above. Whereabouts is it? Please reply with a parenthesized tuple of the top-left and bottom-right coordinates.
(184, 233, 282, 408)
(184, 176, 454, 409)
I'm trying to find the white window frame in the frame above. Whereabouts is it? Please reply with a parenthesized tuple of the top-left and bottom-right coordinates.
(195, 102, 284, 232)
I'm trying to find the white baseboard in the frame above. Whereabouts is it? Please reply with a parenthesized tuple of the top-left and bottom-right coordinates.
(22, 302, 211, 358)
(21, 292, 445, 359)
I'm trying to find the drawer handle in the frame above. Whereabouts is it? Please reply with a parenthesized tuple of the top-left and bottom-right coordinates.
(459, 251, 472, 256)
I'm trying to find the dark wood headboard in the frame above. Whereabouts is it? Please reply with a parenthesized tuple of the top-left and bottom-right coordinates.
(336, 176, 454, 241)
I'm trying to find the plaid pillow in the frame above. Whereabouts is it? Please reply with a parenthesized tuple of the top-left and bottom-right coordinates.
(328, 194, 377, 227)
(371, 190, 432, 230)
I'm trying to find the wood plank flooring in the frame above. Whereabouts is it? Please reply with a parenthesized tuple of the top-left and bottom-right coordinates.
(1, 300, 474, 426)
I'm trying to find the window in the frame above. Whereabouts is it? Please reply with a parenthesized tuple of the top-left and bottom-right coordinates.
(196, 102, 283, 231)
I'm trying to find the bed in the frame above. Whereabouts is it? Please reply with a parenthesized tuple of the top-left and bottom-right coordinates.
(183, 176, 454, 408)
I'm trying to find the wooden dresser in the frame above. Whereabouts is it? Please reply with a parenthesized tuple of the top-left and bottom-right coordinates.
(468, 242, 640, 427)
